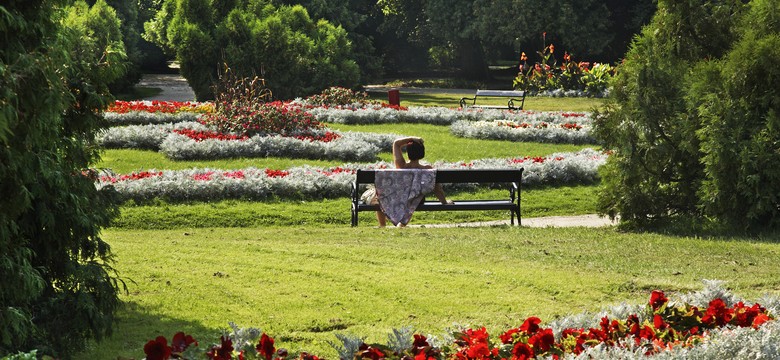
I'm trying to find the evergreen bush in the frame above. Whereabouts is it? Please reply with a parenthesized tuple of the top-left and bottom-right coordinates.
(693, 0, 780, 230)
(1, 0, 123, 356)
(592, 0, 745, 225)
(594, 0, 779, 231)
(145, 0, 360, 101)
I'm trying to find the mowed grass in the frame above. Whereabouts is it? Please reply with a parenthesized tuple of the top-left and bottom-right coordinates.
(367, 91, 605, 111)
(111, 185, 599, 229)
(80, 94, 775, 359)
(76, 226, 780, 359)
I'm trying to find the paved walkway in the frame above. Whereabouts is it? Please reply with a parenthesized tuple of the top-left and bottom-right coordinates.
(137, 73, 197, 102)
(407, 214, 618, 228)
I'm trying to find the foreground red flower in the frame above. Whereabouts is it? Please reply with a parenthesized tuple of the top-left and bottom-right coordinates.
(144, 336, 172, 360)
(256, 333, 276, 360)
(171, 331, 198, 353)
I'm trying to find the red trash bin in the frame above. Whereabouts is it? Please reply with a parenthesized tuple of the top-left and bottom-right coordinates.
(388, 88, 400, 106)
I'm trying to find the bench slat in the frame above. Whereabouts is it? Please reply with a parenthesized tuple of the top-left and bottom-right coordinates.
(351, 169, 523, 226)
(475, 90, 525, 97)
(355, 169, 523, 184)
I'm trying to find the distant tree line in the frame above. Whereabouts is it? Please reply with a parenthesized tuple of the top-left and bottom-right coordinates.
(96, 0, 655, 100)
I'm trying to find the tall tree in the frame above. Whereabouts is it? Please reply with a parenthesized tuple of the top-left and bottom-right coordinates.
(1, 0, 124, 357)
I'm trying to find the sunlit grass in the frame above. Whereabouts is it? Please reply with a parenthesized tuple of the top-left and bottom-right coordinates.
(76, 226, 780, 359)
(367, 92, 604, 112)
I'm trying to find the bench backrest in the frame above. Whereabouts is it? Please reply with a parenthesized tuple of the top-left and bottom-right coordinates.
(475, 90, 525, 97)
(355, 169, 523, 184)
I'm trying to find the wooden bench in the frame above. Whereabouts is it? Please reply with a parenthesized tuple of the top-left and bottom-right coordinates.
(351, 168, 523, 227)
(459, 90, 526, 110)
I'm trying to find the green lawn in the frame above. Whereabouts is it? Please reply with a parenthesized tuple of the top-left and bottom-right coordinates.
(367, 92, 604, 111)
(74, 93, 780, 359)
(76, 226, 780, 359)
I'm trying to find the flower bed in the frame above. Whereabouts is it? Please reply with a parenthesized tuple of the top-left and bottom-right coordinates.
(297, 100, 594, 128)
(97, 121, 400, 161)
(450, 119, 595, 144)
(138, 282, 778, 360)
(97, 149, 606, 203)
(104, 101, 214, 125)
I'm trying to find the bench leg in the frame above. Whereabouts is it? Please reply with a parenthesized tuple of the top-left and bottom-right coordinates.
(351, 209, 358, 227)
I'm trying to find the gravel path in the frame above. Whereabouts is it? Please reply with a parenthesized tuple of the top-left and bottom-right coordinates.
(137, 73, 197, 102)
(407, 214, 618, 228)
(134, 73, 615, 228)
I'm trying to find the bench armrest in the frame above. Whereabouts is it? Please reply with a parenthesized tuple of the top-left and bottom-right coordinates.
(459, 96, 476, 108)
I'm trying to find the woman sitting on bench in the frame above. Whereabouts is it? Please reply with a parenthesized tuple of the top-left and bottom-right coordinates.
(363, 136, 452, 227)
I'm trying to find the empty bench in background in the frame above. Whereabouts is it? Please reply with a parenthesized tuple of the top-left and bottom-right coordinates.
(351, 168, 523, 227)
(459, 89, 526, 110)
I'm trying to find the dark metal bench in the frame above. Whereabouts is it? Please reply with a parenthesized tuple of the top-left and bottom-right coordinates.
(351, 169, 523, 227)
(459, 90, 526, 110)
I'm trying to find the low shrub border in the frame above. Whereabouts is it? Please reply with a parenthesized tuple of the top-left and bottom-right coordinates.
(104, 101, 594, 128)
(97, 149, 606, 203)
(97, 122, 400, 162)
(138, 282, 777, 360)
(450, 120, 595, 144)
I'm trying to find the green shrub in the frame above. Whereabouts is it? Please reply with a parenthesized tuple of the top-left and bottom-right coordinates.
(145, 0, 360, 101)
(305, 86, 369, 107)
(592, 0, 745, 225)
(1, 0, 123, 356)
(693, 0, 780, 230)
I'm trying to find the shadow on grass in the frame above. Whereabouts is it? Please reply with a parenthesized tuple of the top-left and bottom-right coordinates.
(613, 216, 780, 243)
(76, 301, 217, 360)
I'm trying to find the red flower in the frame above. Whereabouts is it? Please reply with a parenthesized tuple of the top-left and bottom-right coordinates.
(412, 334, 430, 353)
(702, 298, 733, 327)
(753, 313, 771, 329)
(510, 342, 533, 360)
(358, 344, 384, 360)
(207, 336, 234, 360)
(519, 317, 541, 335)
(144, 336, 172, 360)
(528, 328, 555, 353)
(499, 328, 520, 344)
(653, 315, 669, 331)
(298, 352, 319, 360)
(649, 290, 668, 311)
(171, 332, 197, 353)
(256, 333, 276, 360)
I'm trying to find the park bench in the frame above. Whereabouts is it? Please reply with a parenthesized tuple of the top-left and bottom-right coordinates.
(459, 89, 526, 110)
(351, 168, 523, 227)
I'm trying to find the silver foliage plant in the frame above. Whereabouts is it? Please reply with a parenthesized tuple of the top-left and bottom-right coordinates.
(104, 110, 202, 125)
(328, 333, 364, 360)
(98, 121, 209, 150)
(450, 120, 595, 144)
(158, 131, 390, 162)
(97, 149, 606, 203)
(97, 121, 400, 162)
(387, 326, 414, 354)
(293, 100, 594, 126)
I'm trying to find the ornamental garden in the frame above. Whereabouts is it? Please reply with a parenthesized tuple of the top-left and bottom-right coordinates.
(79, 85, 780, 360)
